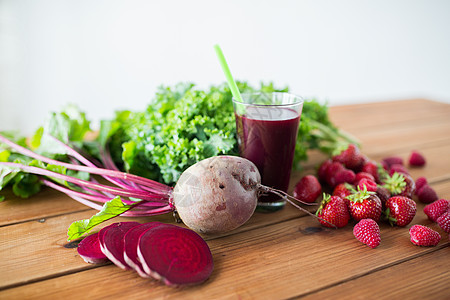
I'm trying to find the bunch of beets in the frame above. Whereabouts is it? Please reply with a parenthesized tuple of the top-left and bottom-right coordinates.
(293, 144, 449, 248)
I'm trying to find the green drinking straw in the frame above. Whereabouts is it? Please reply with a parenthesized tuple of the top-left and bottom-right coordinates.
(214, 44, 243, 102)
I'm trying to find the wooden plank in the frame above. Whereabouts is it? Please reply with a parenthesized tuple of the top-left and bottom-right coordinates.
(301, 248, 450, 300)
(0, 99, 448, 299)
(335, 108, 450, 136)
(1, 211, 448, 299)
(0, 152, 450, 286)
(354, 125, 450, 158)
(0, 177, 448, 296)
(329, 99, 450, 131)
(0, 188, 89, 227)
(369, 143, 450, 183)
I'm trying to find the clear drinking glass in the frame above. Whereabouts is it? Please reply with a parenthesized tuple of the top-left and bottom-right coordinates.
(233, 92, 303, 211)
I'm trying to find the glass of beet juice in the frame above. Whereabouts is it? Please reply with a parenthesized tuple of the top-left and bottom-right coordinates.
(233, 92, 303, 212)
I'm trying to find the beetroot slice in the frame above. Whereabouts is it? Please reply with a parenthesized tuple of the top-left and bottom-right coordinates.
(99, 221, 141, 270)
(77, 232, 108, 264)
(137, 224, 214, 286)
(123, 222, 164, 278)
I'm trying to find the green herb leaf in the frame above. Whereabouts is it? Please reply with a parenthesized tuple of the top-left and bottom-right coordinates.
(67, 196, 133, 241)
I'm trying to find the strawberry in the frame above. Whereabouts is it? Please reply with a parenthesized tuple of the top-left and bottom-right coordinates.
(384, 196, 417, 227)
(423, 199, 450, 222)
(333, 183, 355, 208)
(293, 175, 322, 203)
(382, 156, 404, 168)
(353, 172, 375, 185)
(361, 161, 381, 183)
(316, 194, 350, 228)
(409, 150, 426, 167)
(388, 164, 409, 176)
(357, 178, 377, 193)
(332, 144, 366, 171)
(409, 225, 441, 246)
(353, 219, 381, 248)
(333, 183, 354, 198)
(381, 172, 415, 198)
(417, 184, 438, 204)
(414, 177, 428, 194)
(436, 212, 450, 233)
(347, 187, 382, 222)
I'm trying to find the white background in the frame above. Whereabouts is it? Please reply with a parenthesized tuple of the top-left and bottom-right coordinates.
(1, 0, 450, 135)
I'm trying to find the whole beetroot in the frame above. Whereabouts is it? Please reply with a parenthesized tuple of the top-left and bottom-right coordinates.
(173, 156, 260, 234)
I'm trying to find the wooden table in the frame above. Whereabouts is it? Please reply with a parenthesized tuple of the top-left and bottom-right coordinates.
(1, 99, 449, 299)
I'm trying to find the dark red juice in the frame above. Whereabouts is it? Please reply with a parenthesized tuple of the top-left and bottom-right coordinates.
(235, 106, 301, 202)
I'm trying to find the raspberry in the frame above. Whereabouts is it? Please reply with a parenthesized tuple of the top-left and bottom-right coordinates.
(437, 212, 450, 233)
(353, 172, 375, 185)
(318, 159, 333, 183)
(423, 199, 449, 222)
(331, 169, 356, 187)
(417, 184, 438, 204)
(353, 219, 381, 248)
(332, 144, 365, 171)
(376, 186, 391, 206)
(382, 156, 403, 168)
(409, 150, 426, 167)
(381, 161, 389, 171)
(389, 164, 409, 176)
(409, 225, 441, 247)
(324, 162, 346, 187)
(415, 177, 428, 194)
(361, 161, 380, 183)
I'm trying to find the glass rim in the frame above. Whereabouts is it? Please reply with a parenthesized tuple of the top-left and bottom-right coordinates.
(232, 92, 304, 107)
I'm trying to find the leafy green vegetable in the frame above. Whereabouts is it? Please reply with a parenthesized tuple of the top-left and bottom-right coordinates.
(31, 103, 91, 155)
(102, 81, 356, 185)
(0, 105, 91, 200)
(67, 196, 133, 241)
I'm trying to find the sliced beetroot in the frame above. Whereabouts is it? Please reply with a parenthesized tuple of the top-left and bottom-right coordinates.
(77, 232, 109, 264)
(137, 224, 214, 286)
(123, 222, 164, 278)
(99, 221, 141, 270)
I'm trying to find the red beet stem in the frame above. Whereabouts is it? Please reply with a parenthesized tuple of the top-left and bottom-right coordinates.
(0, 134, 171, 193)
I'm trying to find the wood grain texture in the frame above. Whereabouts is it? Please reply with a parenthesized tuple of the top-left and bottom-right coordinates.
(301, 248, 450, 300)
(1, 212, 448, 299)
(0, 99, 449, 299)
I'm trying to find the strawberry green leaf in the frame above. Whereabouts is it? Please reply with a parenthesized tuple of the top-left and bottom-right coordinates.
(382, 172, 406, 195)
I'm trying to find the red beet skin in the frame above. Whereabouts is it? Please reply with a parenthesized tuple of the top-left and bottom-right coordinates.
(99, 222, 141, 270)
(77, 232, 108, 264)
(123, 222, 164, 278)
(137, 224, 214, 286)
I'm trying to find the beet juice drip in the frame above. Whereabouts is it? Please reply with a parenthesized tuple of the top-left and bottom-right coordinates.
(235, 106, 300, 202)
